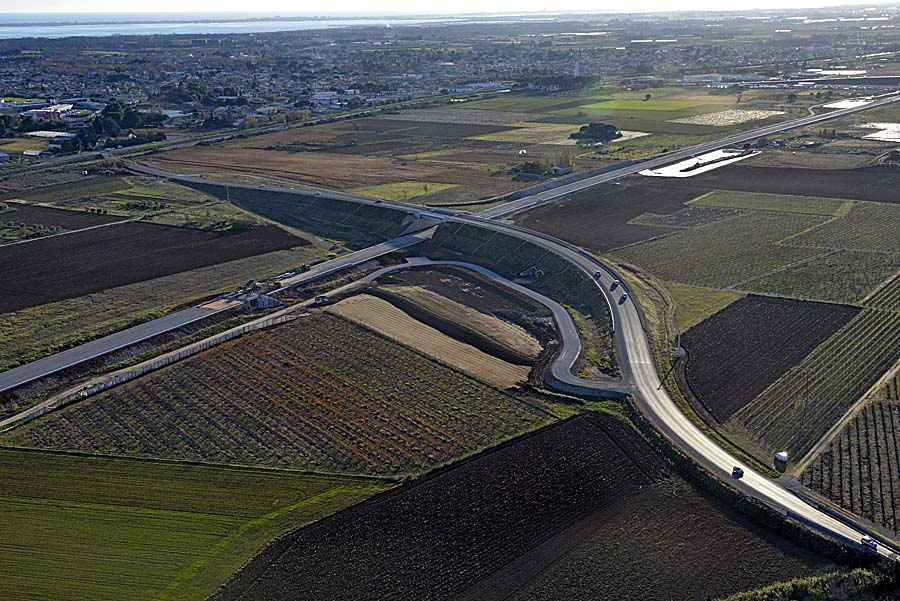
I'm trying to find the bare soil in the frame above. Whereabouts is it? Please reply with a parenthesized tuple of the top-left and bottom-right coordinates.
(213, 413, 831, 601)
(0, 223, 301, 313)
(512, 178, 702, 252)
(681, 295, 860, 423)
(328, 294, 531, 389)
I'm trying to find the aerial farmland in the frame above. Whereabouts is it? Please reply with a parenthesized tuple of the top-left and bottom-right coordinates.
(4, 7, 900, 601)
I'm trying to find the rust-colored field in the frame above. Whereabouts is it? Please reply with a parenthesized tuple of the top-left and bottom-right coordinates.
(328, 294, 531, 388)
(5, 313, 550, 475)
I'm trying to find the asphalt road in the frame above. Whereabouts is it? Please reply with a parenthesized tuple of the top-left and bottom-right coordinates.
(7, 92, 898, 556)
(361, 255, 896, 558)
(449, 216, 898, 558)
(0, 230, 432, 395)
(482, 92, 900, 219)
(0, 305, 225, 394)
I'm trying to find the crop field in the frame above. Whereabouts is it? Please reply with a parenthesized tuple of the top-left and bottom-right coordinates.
(383, 107, 540, 125)
(786, 202, 900, 254)
(0, 202, 124, 243)
(0, 175, 131, 203)
(743, 250, 900, 305)
(368, 284, 543, 364)
(0, 245, 323, 374)
(328, 294, 532, 388)
(883, 373, 900, 401)
(668, 109, 784, 126)
(215, 413, 828, 601)
(348, 180, 458, 201)
(730, 308, 900, 459)
(690, 190, 850, 216)
(629, 204, 744, 228)
(801, 399, 900, 533)
(866, 273, 900, 312)
(51, 179, 219, 218)
(614, 211, 828, 288)
(512, 178, 705, 252)
(662, 164, 900, 204)
(187, 184, 410, 249)
(469, 122, 582, 144)
(5, 313, 551, 475)
(0, 221, 301, 314)
(143, 89, 798, 206)
(0, 448, 387, 601)
(681, 296, 859, 423)
(140, 113, 553, 204)
(663, 283, 743, 331)
(473, 482, 824, 601)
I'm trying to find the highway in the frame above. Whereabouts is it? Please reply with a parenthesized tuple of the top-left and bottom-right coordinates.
(448, 218, 898, 559)
(126, 93, 900, 557)
(5, 91, 899, 557)
(0, 305, 229, 395)
(0, 230, 432, 395)
(482, 92, 900, 218)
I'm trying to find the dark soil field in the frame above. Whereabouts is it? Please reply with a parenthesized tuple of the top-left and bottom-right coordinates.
(512, 178, 704, 252)
(681, 296, 860, 423)
(0, 175, 130, 203)
(0, 222, 301, 313)
(0, 203, 122, 229)
(665, 165, 900, 204)
(215, 413, 830, 601)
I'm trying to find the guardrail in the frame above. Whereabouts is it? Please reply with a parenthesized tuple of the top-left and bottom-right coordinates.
(1, 312, 305, 433)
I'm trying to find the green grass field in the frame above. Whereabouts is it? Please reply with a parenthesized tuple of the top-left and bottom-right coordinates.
(690, 190, 850, 217)
(663, 283, 744, 331)
(0, 138, 47, 153)
(0, 449, 388, 601)
(350, 180, 458, 201)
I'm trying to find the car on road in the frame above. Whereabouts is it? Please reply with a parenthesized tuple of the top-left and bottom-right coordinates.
(732, 466, 744, 479)
(861, 536, 878, 551)
(611, 278, 620, 289)
(593, 270, 602, 279)
(314, 191, 322, 196)
(621, 292, 628, 300)
(313, 295, 330, 305)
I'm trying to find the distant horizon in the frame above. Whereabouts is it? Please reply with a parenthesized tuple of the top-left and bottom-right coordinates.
(0, 1, 897, 17)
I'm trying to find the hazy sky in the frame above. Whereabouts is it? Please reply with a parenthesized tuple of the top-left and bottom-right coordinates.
(0, 0, 890, 14)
